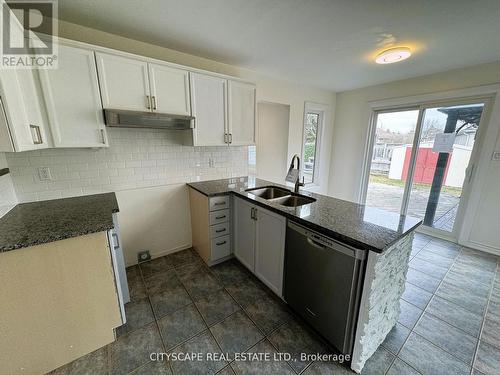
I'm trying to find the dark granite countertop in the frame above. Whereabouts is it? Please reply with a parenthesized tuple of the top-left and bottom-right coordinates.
(0, 193, 119, 252)
(188, 177, 421, 253)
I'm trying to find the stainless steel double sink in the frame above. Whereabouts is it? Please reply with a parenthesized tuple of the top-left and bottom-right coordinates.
(245, 186, 316, 207)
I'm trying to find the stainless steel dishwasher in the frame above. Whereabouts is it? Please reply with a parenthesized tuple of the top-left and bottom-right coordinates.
(284, 221, 366, 355)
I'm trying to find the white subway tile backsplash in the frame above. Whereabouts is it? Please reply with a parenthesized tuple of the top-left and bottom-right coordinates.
(6, 128, 249, 202)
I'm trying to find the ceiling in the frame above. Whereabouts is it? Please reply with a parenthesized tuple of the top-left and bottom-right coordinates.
(58, 0, 500, 92)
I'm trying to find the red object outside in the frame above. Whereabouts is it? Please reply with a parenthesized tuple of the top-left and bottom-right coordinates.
(401, 147, 451, 184)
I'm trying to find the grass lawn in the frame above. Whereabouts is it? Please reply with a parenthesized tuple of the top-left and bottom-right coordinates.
(369, 174, 462, 197)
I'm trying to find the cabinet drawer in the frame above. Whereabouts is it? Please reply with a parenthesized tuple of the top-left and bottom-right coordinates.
(210, 209, 230, 225)
(210, 222, 231, 238)
(209, 195, 230, 211)
(211, 235, 231, 260)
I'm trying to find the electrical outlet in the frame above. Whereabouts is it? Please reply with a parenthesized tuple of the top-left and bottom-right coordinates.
(492, 151, 500, 161)
(209, 157, 215, 168)
(137, 250, 151, 263)
(38, 167, 52, 181)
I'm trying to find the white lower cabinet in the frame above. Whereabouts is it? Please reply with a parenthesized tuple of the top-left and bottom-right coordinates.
(234, 197, 286, 296)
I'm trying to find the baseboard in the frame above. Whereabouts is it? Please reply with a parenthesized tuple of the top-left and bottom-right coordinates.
(460, 240, 500, 257)
(125, 243, 192, 267)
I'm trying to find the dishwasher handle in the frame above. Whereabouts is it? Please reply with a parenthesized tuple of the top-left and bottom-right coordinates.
(288, 221, 366, 260)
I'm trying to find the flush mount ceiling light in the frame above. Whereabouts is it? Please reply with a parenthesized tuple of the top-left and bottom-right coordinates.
(375, 47, 412, 64)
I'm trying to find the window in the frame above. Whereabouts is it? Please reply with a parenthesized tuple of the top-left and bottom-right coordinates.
(302, 110, 322, 184)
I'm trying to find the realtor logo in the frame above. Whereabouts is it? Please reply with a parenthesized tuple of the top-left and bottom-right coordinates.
(0, 0, 58, 68)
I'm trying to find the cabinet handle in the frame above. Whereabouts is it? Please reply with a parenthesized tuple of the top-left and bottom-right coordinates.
(30, 124, 43, 144)
(216, 240, 227, 246)
(224, 133, 228, 143)
(253, 208, 257, 220)
(152, 96, 157, 110)
(229, 133, 232, 144)
(112, 232, 119, 247)
(100, 129, 106, 144)
(250, 207, 255, 220)
(214, 202, 226, 206)
(215, 215, 226, 220)
(146, 95, 151, 109)
(215, 228, 226, 233)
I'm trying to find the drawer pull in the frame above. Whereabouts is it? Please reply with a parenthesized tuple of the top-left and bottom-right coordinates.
(216, 240, 227, 246)
(214, 202, 226, 206)
(215, 215, 226, 219)
(215, 228, 226, 233)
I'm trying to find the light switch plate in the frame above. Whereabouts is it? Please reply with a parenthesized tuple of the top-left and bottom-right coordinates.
(38, 167, 52, 181)
(492, 151, 500, 161)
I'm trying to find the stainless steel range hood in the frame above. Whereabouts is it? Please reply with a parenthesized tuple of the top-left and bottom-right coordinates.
(104, 109, 194, 130)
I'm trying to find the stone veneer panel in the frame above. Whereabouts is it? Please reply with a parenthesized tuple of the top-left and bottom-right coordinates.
(351, 232, 414, 373)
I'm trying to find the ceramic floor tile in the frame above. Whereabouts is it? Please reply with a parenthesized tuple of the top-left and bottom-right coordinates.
(157, 304, 207, 350)
(244, 295, 292, 334)
(127, 276, 148, 302)
(481, 318, 500, 348)
(415, 250, 455, 268)
(140, 257, 176, 279)
(436, 280, 488, 315)
(144, 271, 183, 295)
(225, 278, 270, 308)
(426, 296, 483, 337)
(409, 258, 449, 279)
(398, 299, 423, 329)
(168, 248, 202, 268)
(359, 346, 394, 375)
(174, 262, 210, 283)
(50, 347, 108, 375)
(182, 269, 223, 301)
(210, 310, 264, 359)
(302, 361, 352, 374)
(474, 340, 500, 375)
(116, 297, 155, 337)
(195, 289, 241, 326)
(421, 242, 459, 259)
(131, 360, 172, 375)
(268, 319, 327, 373)
(401, 283, 433, 309)
(211, 259, 251, 286)
(444, 270, 492, 297)
(217, 366, 236, 375)
(169, 330, 226, 375)
(405, 268, 442, 293)
(414, 312, 477, 364)
(126, 265, 142, 282)
(381, 323, 410, 355)
(399, 333, 470, 375)
(229, 339, 295, 375)
(150, 285, 192, 319)
(109, 323, 163, 375)
(386, 358, 421, 375)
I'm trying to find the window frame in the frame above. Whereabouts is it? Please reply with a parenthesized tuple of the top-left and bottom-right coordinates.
(301, 105, 324, 186)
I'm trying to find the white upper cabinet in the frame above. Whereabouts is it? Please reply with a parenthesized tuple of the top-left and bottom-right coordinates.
(148, 63, 191, 116)
(0, 68, 50, 152)
(190, 72, 227, 146)
(96, 52, 150, 111)
(228, 80, 256, 145)
(39, 44, 107, 148)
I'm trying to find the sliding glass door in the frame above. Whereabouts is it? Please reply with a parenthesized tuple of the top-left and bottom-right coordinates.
(364, 100, 486, 238)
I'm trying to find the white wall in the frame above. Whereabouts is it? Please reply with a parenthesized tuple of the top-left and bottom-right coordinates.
(329, 61, 500, 252)
(0, 153, 17, 217)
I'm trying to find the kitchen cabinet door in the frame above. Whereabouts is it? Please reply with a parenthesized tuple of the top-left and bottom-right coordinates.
(148, 63, 191, 116)
(39, 44, 107, 147)
(0, 68, 50, 151)
(96, 52, 150, 111)
(233, 197, 256, 271)
(228, 80, 256, 145)
(254, 206, 286, 296)
(190, 72, 227, 146)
